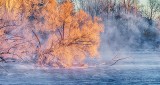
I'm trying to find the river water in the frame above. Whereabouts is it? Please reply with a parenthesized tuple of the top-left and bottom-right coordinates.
(0, 51, 160, 85)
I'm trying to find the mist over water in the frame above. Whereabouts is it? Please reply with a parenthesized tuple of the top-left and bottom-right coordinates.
(1, 51, 160, 85)
(0, 0, 160, 84)
(99, 12, 160, 60)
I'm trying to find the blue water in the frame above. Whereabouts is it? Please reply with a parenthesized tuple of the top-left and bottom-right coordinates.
(0, 51, 160, 85)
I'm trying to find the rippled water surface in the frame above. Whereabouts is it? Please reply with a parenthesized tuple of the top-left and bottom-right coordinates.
(0, 51, 160, 85)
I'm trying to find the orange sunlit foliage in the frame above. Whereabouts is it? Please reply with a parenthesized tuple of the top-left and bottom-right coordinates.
(0, 0, 103, 68)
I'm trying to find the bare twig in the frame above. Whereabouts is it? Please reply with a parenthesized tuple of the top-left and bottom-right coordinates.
(31, 30, 41, 47)
(0, 57, 8, 72)
(0, 24, 20, 29)
(110, 57, 130, 66)
(0, 57, 7, 63)
(0, 65, 8, 72)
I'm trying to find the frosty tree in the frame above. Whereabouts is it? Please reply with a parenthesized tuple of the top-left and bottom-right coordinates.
(0, 0, 103, 68)
(36, 0, 103, 68)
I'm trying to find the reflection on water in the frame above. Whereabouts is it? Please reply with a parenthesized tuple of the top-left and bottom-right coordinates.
(0, 52, 160, 85)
